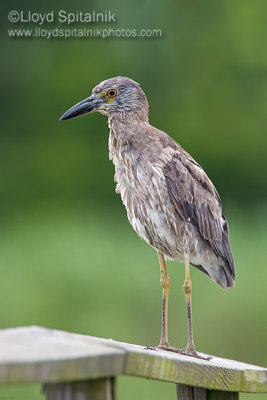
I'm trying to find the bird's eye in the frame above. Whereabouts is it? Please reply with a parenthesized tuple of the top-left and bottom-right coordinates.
(107, 89, 117, 98)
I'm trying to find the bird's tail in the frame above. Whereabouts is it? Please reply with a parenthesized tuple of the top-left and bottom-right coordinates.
(192, 260, 235, 289)
(213, 262, 235, 289)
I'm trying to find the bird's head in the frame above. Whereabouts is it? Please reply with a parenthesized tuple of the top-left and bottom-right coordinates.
(60, 76, 149, 121)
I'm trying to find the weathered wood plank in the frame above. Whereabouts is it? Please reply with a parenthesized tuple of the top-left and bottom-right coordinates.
(0, 326, 266, 394)
(43, 378, 115, 400)
(0, 326, 125, 383)
(122, 343, 267, 392)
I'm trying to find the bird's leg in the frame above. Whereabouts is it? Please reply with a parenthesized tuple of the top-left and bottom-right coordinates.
(182, 253, 197, 356)
(157, 252, 170, 348)
(152, 253, 211, 360)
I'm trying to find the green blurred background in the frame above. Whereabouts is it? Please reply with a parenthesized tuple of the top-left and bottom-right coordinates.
(1, 0, 267, 399)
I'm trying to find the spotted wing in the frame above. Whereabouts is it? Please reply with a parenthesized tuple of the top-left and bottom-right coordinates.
(163, 151, 235, 281)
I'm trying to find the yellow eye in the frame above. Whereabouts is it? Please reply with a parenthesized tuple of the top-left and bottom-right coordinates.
(107, 89, 117, 98)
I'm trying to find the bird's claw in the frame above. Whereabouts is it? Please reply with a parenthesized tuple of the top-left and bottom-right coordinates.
(152, 344, 211, 360)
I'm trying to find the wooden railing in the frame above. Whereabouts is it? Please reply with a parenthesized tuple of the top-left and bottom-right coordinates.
(0, 326, 266, 399)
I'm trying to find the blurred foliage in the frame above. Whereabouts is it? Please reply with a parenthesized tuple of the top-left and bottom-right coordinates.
(0, 0, 267, 399)
(1, 0, 267, 212)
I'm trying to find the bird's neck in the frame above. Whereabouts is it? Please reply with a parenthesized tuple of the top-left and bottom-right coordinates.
(108, 109, 149, 125)
(107, 112, 150, 165)
(108, 113, 149, 145)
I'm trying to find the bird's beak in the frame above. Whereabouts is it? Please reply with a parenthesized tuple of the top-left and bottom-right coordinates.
(59, 94, 103, 121)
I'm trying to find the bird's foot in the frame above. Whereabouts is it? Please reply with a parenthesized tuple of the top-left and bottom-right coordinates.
(153, 344, 211, 360)
(155, 343, 171, 351)
(144, 343, 171, 352)
(175, 348, 211, 361)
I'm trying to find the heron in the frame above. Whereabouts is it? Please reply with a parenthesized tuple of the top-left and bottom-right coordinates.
(60, 76, 235, 358)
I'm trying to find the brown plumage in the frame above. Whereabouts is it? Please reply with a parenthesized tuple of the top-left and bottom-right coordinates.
(60, 76, 235, 358)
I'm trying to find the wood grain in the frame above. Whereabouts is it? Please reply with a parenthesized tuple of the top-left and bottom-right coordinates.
(0, 326, 266, 393)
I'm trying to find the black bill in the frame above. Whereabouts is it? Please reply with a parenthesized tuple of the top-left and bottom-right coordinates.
(60, 95, 103, 121)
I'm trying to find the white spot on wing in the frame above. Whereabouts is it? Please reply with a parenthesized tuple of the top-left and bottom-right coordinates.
(220, 218, 226, 229)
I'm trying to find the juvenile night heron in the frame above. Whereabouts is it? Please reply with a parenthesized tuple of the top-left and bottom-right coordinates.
(60, 76, 235, 358)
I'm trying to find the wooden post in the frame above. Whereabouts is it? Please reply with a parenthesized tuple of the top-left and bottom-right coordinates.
(176, 384, 207, 399)
(176, 384, 239, 400)
(43, 378, 116, 400)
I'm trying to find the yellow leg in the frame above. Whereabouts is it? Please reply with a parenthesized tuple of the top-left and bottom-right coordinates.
(155, 253, 211, 360)
(183, 254, 196, 353)
(158, 252, 170, 347)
